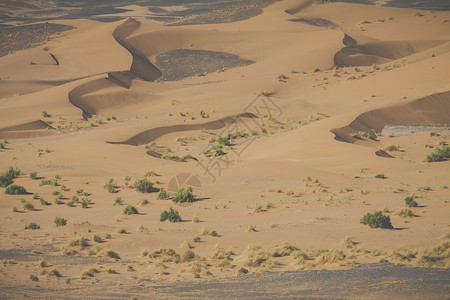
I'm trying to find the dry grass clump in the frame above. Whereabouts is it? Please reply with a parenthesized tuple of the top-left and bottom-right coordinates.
(342, 236, 355, 249)
(245, 244, 274, 269)
(69, 236, 89, 249)
(81, 268, 99, 279)
(149, 248, 181, 263)
(383, 144, 400, 151)
(272, 242, 298, 257)
(395, 208, 416, 218)
(316, 249, 346, 264)
(416, 240, 450, 268)
(188, 261, 212, 278)
(97, 248, 121, 260)
(211, 248, 235, 269)
(199, 227, 219, 237)
(181, 240, 193, 250)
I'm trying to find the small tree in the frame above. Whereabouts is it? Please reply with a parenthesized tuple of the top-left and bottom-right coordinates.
(30, 172, 38, 180)
(173, 187, 194, 203)
(160, 207, 182, 222)
(123, 205, 138, 215)
(360, 211, 393, 229)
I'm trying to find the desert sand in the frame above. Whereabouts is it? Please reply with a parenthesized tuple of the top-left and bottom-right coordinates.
(0, 0, 449, 298)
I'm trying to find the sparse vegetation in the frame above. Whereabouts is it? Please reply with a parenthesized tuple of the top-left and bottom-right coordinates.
(375, 174, 387, 179)
(173, 187, 194, 203)
(160, 207, 182, 222)
(123, 204, 138, 215)
(104, 178, 117, 193)
(134, 178, 155, 193)
(360, 211, 393, 229)
(113, 197, 123, 206)
(24, 222, 40, 230)
(405, 195, 418, 207)
(156, 189, 169, 200)
(54, 216, 67, 227)
(29, 172, 38, 180)
(425, 146, 450, 162)
(5, 184, 27, 195)
(396, 208, 415, 218)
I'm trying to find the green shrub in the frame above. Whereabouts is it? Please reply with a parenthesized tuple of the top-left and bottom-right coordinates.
(374, 174, 386, 179)
(405, 195, 418, 207)
(93, 235, 102, 243)
(24, 222, 40, 230)
(22, 201, 34, 211)
(113, 197, 123, 206)
(134, 178, 155, 193)
(29, 172, 38, 180)
(122, 205, 138, 215)
(54, 216, 67, 227)
(39, 198, 50, 205)
(160, 207, 182, 223)
(218, 134, 232, 146)
(360, 211, 393, 229)
(81, 198, 90, 208)
(104, 178, 117, 193)
(0, 166, 21, 187)
(156, 189, 169, 200)
(173, 187, 194, 203)
(39, 179, 58, 186)
(5, 184, 27, 195)
(425, 146, 450, 162)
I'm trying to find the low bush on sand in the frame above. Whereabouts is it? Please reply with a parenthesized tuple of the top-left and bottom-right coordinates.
(360, 211, 393, 229)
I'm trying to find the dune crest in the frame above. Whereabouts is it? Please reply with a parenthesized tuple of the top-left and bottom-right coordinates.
(331, 91, 450, 143)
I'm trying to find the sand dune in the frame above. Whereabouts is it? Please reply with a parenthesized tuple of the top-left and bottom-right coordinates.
(332, 90, 450, 143)
(0, 0, 449, 298)
(109, 113, 257, 146)
(335, 34, 448, 67)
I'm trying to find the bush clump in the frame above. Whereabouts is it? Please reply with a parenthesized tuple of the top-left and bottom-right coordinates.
(405, 195, 418, 207)
(29, 172, 38, 180)
(24, 222, 40, 230)
(5, 184, 27, 195)
(425, 146, 450, 162)
(54, 216, 67, 227)
(160, 207, 182, 223)
(104, 178, 117, 193)
(156, 189, 169, 200)
(0, 166, 21, 187)
(134, 178, 155, 193)
(173, 187, 194, 203)
(360, 211, 393, 229)
(122, 204, 138, 215)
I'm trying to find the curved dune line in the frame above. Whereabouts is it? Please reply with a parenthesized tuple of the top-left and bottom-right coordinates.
(112, 18, 162, 82)
(0, 120, 55, 139)
(331, 91, 450, 143)
(334, 34, 448, 67)
(68, 78, 144, 118)
(107, 112, 258, 146)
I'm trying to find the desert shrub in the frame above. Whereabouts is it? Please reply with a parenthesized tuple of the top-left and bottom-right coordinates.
(123, 204, 138, 215)
(113, 197, 123, 206)
(54, 216, 67, 227)
(160, 207, 182, 222)
(395, 208, 415, 218)
(29, 274, 39, 281)
(29, 172, 38, 180)
(116, 227, 126, 234)
(156, 189, 169, 200)
(81, 198, 90, 208)
(47, 269, 61, 277)
(173, 187, 194, 203)
(134, 178, 155, 193)
(54, 198, 64, 205)
(104, 178, 117, 193)
(41, 111, 49, 117)
(69, 236, 89, 248)
(405, 195, 418, 207)
(360, 211, 393, 229)
(39, 198, 49, 205)
(39, 179, 58, 186)
(0, 166, 21, 187)
(237, 267, 248, 275)
(375, 174, 386, 179)
(22, 201, 34, 211)
(425, 146, 450, 162)
(218, 134, 232, 146)
(93, 235, 102, 243)
(24, 222, 40, 230)
(5, 184, 27, 195)
(383, 144, 400, 151)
